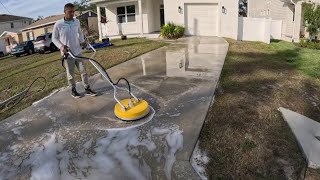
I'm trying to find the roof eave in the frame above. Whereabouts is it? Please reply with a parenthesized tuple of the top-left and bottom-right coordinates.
(21, 21, 56, 31)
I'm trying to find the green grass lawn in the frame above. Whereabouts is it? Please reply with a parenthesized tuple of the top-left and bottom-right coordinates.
(0, 38, 166, 121)
(269, 40, 320, 78)
(199, 39, 320, 179)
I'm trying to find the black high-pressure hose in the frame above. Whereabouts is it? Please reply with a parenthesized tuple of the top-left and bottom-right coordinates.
(62, 47, 133, 98)
(1, 46, 131, 113)
(0, 77, 47, 113)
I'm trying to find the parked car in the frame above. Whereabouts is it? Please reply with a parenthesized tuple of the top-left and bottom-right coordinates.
(33, 33, 58, 53)
(0, 51, 4, 57)
(11, 41, 35, 57)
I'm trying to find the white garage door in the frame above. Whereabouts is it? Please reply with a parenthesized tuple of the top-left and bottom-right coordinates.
(185, 4, 219, 36)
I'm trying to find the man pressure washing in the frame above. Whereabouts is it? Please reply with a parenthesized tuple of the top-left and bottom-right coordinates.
(53, 3, 97, 98)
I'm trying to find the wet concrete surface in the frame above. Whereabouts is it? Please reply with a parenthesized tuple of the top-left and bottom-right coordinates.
(0, 37, 228, 179)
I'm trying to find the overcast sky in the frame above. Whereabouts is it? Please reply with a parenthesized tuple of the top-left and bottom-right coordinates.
(0, 0, 78, 19)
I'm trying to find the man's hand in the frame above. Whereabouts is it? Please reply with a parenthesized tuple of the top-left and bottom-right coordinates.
(80, 42, 87, 49)
(60, 45, 65, 54)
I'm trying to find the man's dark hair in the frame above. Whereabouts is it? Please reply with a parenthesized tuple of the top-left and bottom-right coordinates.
(64, 3, 75, 10)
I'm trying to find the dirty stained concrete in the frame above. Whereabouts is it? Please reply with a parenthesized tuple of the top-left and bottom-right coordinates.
(0, 37, 228, 180)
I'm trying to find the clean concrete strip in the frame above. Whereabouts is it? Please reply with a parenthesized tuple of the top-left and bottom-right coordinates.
(279, 107, 320, 169)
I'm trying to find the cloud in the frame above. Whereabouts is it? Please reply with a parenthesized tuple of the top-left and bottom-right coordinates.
(0, 0, 77, 19)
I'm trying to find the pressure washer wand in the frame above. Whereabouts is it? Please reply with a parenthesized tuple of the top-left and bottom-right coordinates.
(62, 44, 140, 110)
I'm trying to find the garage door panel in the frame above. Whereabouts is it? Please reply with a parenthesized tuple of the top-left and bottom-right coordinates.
(185, 4, 219, 36)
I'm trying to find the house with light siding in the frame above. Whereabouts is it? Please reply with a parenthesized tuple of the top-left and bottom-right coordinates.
(0, 14, 32, 35)
(90, 0, 239, 40)
(89, 0, 319, 43)
(247, 0, 320, 42)
(21, 11, 100, 42)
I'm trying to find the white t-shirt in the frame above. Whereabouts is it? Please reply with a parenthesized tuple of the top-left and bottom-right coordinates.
(52, 18, 84, 56)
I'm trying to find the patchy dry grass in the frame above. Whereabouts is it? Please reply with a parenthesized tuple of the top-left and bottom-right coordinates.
(199, 39, 320, 179)
(0, 38, 166, 121)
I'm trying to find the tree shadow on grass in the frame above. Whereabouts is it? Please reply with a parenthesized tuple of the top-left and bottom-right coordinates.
(270, 39, 282, 43)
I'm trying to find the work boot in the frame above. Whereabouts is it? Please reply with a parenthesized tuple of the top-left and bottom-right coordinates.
(71, 87, 81, 98)
(85, 86, 97, 97)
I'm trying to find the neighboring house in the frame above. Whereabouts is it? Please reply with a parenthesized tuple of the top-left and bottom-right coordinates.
(0, 30, 25, 55)
(0, 14, 32, 35)
(21, 11, 99, 41)
(90, 0, 239, 40)
(0, 30, 23, 44)
(247, 0, 320, 42)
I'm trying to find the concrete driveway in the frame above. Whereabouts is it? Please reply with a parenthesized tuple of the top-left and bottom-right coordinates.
(0, 37, 228, 179)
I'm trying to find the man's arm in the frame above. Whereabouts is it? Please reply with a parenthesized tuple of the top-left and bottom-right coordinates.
(77, 20, 85, 46)
(52, 22, 64, 52)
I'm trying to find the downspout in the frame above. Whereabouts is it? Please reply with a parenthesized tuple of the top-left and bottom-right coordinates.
(291, 0, 296, 42)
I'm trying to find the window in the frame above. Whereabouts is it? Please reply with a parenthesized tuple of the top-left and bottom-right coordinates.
(126, 5, 136, 22)
(12, 37, 17, 44)
(27, 31, 34, 41)
(117, 5, 136, 23)
(117, 7, 126, 23)
(35, 35, 45, 42)
(10, 22, 14, 28)
(27, 32, 30, 41)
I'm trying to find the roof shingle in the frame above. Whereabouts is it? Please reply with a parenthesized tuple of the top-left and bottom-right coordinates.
(0, 14, 32, 23)
(21, 11, 95, 31)
(22, 14, 65, 31)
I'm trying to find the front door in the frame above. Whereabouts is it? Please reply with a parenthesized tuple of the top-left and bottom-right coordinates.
(160, 4, 165, 27)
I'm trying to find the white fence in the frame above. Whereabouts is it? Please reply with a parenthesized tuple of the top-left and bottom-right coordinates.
(238, 17, 282, 44)
(271, 20, 282, 40)
(101, 23, 107, 38)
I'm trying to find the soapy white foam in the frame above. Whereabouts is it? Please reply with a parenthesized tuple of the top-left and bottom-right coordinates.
(83, 138, 93, 149)
(152, 126, 184, 180)
(97, 106, 156, 131)
(11, 126, 24, 137)
(191, 142, 209, 180)
(9, 144, 21, 154)
(1, 123, 183, 180)
(92, 115, 118, 122)
(36, 107, 59, 123)
(170, 113, 181, 117)
(152, 128, 171, 136)
(0, 152, 17, 179)
(164, 129, 183, 180)
(26, 133, 64, 180)
(14, 118, 30, 126)
(45, 111, 56, 122)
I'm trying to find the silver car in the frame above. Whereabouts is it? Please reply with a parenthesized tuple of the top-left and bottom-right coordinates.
(33, 33, 58, 53)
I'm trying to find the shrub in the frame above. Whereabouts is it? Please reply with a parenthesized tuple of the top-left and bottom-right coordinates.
(160, 23, 185, 39)
(303, 3, 320, 38)
(300, 38, 308, 48)
(300, 39, 320, 50)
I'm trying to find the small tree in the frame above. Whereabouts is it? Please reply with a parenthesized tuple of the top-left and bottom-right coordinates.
(74, 0, 106, 42)
(303, 2, 320, 39)
(239, 0, 248, 17)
